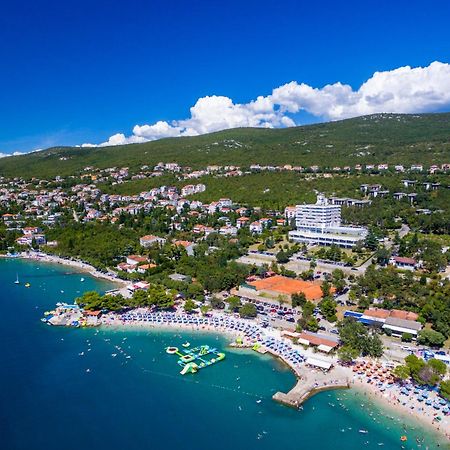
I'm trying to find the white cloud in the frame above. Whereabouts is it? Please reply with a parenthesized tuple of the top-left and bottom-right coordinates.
(83, 61, 450, 147)
(0, 151, 26, 158)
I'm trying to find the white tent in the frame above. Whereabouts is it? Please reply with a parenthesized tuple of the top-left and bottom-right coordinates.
(317, 344, 333, 353)
(305, 357, 332, 370)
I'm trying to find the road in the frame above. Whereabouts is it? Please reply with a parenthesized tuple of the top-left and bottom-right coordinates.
(238, 253, 370, 276)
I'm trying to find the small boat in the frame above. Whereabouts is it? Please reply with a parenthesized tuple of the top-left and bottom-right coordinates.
(359, 429, 369, 434)
(182, 342, 190, 348)
(14, 273, 20, 284)
(80, 278, 85, 282)
(25, 282, 31, 288)
(400, 436, 407, 442)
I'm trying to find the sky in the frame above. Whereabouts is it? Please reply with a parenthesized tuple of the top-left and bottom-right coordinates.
(1, 0, 450, 155)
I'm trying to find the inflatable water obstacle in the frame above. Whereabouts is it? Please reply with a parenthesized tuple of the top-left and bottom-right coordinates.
(166, 344, 225, 375)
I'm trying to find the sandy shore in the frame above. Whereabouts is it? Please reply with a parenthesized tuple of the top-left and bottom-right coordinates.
(346, 370, 450, 443)
(102, 314, 450, 442)
(2, 252, 128, 287)
(101, 315, 450, 443)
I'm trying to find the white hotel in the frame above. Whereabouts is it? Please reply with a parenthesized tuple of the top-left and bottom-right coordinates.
(288, 194, 368, 248)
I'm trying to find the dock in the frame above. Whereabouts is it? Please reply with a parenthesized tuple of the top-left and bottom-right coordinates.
(272, 367, 350, 408)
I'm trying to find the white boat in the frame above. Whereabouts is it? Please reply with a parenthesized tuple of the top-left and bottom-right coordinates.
(14, 273, 20, 284)
(80, 278, 85, 282)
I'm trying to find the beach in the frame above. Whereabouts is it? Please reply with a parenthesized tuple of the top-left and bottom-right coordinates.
(4, 254, 449, 446)
(1, 256, 446, 450)
(351, 375, 450, 442)
(1, 252, 128, 286)
(99, 308, 450, 444)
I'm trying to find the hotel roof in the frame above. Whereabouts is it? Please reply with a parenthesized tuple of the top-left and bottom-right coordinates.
(298, 331, 339, 348)
(363, 308, 390, 319)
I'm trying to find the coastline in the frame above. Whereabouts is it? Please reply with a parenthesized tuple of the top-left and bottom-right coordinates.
(1, 252, 128, 287)
(350, 376, 450, 445)
(7, 253, 448, 444)
(100, 316, 450, 444)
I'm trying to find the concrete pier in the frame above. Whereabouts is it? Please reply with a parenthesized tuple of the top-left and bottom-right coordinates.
(273, 379, 350, 408)
(273, 367, 350, 408)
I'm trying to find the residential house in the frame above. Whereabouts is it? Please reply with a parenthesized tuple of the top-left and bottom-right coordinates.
(139, 235, 167, 248)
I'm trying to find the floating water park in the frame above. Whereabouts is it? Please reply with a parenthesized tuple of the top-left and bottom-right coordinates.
(166, 344, 225, 375)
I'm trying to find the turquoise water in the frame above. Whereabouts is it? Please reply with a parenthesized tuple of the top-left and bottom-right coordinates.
(0, 258, 446, 450)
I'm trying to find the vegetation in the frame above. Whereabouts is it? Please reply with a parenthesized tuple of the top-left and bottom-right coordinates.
(337, 318, 384, 358)
(239, 302, 257, 318)
(296, 300, 319, 332)
(44, 222, 139, 269)
(393, 355, 448, 386)
(76, 287, 175, 311)
(417, 329, 446, 347)
(350, 266, 450, 338)
(1, 113, 450, 179)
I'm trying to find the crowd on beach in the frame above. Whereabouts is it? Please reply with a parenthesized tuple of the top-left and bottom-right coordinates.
(101, 307, 450, 442)
(26, 249, 450, 446)
(351, 361, 450, 441)
(102, 309, 307, 375)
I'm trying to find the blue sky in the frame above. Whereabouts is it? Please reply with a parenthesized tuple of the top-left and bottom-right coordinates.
(1, 0, 450, 154)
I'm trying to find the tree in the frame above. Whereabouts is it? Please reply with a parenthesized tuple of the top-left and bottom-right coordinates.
(321, 280, 331, 297)
(239, 302, 257, 318)
(226, 296, 241, 312)
(366, 334, 384, 358)
(319, 297, 337, 322)
(427, 358, 447, 377)
(302, 301, 315, 318)
(337, 318, 384, 358)
(292, 292, 306, 308)
(186, 283, 204, 301)
(405, 354, 426, 384)
(76, 291, 102, 310)
(276, 250, 289, 264)
(392, 365, 411, 381)
(365, 231, 379, 251)
(210, 296, 225, 309)
(417, 329, 446, 347)
(200, 305, 211, 315)
(440, 380, 450, 400)
(184, 299, 196, 313)
(131, 289, 150, 307)
(401, 333, 413, 342)
(148, 285, 174, 309)
(338, 346, 359, 363)
(305, 317, 319, 332)
(376, 247, 391, 266)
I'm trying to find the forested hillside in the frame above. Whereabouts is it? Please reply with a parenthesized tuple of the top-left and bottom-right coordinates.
(1, 113, 449, 178)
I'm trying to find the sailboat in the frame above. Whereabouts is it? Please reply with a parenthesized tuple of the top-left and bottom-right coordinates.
(14, 273, 20, 285)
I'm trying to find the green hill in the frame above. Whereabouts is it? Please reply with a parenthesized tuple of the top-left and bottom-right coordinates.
(1, 112, 450, 178)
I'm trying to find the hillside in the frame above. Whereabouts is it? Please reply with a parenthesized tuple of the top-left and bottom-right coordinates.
(1, 112, 450, 178)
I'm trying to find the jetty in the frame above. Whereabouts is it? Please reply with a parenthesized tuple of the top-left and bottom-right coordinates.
(273, 366, 350, 408)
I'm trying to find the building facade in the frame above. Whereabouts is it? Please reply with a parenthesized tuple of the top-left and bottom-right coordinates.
(288, 194, 367, 248)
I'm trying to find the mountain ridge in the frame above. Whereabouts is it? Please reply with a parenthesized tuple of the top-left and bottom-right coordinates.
(1, 112, 450, 178)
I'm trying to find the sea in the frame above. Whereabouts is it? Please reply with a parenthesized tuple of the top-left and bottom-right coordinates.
(0, 258, 447, 450)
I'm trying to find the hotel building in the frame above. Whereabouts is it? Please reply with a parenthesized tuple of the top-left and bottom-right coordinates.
(288, 194, 368, 248)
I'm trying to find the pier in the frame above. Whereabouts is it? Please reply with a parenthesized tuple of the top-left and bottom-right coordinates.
(273, 366, 350, 408)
